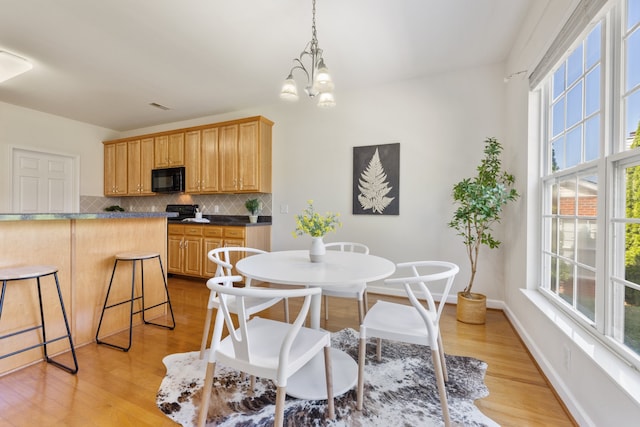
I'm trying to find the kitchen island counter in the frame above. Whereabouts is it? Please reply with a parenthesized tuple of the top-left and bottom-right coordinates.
(0, 214, 171, 374)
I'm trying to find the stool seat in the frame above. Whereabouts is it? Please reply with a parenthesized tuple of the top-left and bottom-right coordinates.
(115, 252, 160, 261)
(0, 265, 58, 281)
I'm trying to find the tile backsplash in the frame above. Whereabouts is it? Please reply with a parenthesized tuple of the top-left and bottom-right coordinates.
(80, 194, 272, 216)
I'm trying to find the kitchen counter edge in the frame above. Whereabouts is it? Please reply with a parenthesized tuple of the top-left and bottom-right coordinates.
(0, 212, 179, 221)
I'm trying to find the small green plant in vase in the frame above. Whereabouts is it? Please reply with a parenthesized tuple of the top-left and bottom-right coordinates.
(245, 198, 260, 223)
(448, 137, 519, 324)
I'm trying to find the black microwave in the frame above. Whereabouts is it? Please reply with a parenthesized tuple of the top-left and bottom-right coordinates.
(152, 167, 185, 193)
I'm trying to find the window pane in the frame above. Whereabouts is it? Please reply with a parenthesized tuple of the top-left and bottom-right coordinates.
(567, 45, 584, 86)
(550, 255, 558, 293)
(585, 115, 600, 161)
(552, 217, 558, 253)
(626, 90, 640, 141)
(577, 220, 597, 267)
(586, 23, 601, 69)
(626, 224, 640, 281)
(627, 29, 640, 91)
(586, 65, 600, 116)
(559, 178, 576, 215)
(553, 64, 566, 100)
(552, 97, 566, 137)
(559, 258, 574, 304)
(567, 82, 584, 127)
(624, 286, 640, 356)
(626, 164, 640, 219)
(566, 126, 583, 167)
(578, 175, 598, 217)
(559, 218, 576, 260)
(577, 267, 596, 321)
(552, 182, 559, 214)
(629, 0, 640, 31)
(553, 137, 565, 170)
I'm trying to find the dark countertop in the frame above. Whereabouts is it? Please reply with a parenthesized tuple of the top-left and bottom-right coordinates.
(0, 212, 178, 221)
(169, 215, 272, 226)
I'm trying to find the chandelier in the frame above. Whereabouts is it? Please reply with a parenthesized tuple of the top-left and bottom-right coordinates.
(279, 0, 335, 108)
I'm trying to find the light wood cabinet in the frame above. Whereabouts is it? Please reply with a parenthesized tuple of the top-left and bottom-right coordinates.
(168, 224, 203, 276)
(103, 115, 272, 196)
(104, 142, 128, 196)
(154, 132, 184, 167)
(168, 223, 270, 278)
(185, 128, 219, 193)
(127, 137, 154, 195)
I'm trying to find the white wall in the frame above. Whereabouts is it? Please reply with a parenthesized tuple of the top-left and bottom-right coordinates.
(0, 101, 118, 211)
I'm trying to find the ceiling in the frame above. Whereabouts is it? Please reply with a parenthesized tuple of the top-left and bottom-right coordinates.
(0, 0, 532, 132)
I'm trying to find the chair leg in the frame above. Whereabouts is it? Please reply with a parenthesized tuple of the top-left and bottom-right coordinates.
(199, 308, 214, 359)
(356, 335, 366, 411)
(197, 361, 216, 427)
(432, 348, 451, 427)
(376, 338, 382, 362)
(437, 333, 448, 382)
(323, 345, 335, 419)
(324, 295, 329, 321)
(357, 297, 364, 325)
(274, 386, 286, 427)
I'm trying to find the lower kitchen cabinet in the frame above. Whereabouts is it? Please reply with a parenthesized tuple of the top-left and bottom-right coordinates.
(168, 223, 270, 278)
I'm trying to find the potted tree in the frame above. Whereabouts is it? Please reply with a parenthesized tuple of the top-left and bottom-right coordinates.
(245, 198, 260, 223)
(448, 137, 519, 324)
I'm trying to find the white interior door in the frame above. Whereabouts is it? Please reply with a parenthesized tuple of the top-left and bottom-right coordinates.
(12, 148, 78, 213)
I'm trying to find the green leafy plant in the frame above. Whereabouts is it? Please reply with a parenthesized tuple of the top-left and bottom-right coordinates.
(245, 198, 260, 215)
(292, 200, 341, 238)
(448, 137, 520, 297)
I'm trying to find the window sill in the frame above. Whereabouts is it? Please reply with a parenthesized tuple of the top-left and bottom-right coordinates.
(521, 289, 640, 405)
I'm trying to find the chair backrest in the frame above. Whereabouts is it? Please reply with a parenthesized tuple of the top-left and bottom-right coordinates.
(208, 246, 267, 283)
(384, 261, 459, 335)
(324, 241, 369, 255)
(206, 275, 322, 372)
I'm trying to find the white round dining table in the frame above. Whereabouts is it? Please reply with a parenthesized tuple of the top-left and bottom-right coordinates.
(236, 249, 396, 400)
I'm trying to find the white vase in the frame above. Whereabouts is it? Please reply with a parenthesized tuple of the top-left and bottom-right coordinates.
(309, 236, 326, 263)
(249, 215, 258, 223)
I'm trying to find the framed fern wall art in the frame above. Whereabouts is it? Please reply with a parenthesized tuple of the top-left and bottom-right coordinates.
(352, 143, 399, 215)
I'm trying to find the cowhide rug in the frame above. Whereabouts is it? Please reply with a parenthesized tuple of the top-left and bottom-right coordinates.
(157, 328, 498, 427)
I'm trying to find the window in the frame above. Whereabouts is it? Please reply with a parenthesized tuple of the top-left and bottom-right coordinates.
(539, 0, 640, 367)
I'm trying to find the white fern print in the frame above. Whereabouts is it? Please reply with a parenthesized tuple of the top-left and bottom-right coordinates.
(357, 148, 395, 213)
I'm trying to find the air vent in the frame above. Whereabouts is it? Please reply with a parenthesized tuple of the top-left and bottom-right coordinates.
(149, 102, 170, 111)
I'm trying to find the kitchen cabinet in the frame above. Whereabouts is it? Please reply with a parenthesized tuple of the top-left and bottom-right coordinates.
(168, 224, 203, 276)
(185, 128, 218, 193)
(103, 115, 272, 196)
(127, 137, 154, 195)
(154, 132, 184, 167)
(168, 223, 271, 278)
(104, 141, 128, 196)
(219, 117, 272, 193)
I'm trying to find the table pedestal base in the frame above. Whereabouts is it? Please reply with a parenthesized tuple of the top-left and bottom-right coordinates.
(286, 348, 357, 400)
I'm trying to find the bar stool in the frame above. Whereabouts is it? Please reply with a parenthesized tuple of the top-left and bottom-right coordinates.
(0, 265, 78, 374)
(95, 252, 175, 352)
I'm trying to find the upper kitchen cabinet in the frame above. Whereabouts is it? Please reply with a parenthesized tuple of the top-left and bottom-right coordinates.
(127, 137, 154, 195)
(219, 117, 272, 193)
(154, 132, 184, 167)
(104, 141, 128, 196)
(185, 128, 218, 193)
(102, 115, 272, 197)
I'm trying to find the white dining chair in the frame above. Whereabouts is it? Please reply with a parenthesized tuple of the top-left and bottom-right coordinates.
(199, 246, 289, 358)
(322, 242, 370, 324)
(197, 275, 335, 427)
(356, 260, 459, 427)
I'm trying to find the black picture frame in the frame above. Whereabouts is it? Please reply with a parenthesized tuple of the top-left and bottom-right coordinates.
(352, 143, 400, 215)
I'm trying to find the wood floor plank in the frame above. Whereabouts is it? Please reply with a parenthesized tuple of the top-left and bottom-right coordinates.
(0, 276, 576, 426)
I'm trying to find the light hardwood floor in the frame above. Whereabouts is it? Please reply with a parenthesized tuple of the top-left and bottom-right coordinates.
(0, 276, 576, 426)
